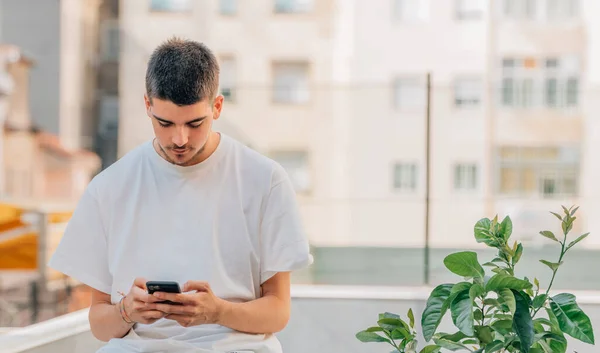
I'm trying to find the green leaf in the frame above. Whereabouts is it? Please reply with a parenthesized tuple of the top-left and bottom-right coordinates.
(443, 282, 473, 314)
(450, 290, 474, 336)
(439, 331, 467, 341)
(512, 290, 534, 353)
(499, 216, 513, 241)
(550, 293, 595, 344)
(534, 278, 540, 290)
(539, 260, 562, 271)
(497, 288, 516, 314)
(493, 313, 513, 320)
(419, 345, 441, 353)
(474, 309, 482, 321)
(421, 284, 453, 341)
(407, 308, 415, 329)
(513, 243, 523, 265)
(444, 251, 485, 279)
(379, 312, 400, 320)
(491, 268, 508, 275)
(567, 233, 590, 251)
(469, 283, 485, 302)
(356, 331, 390, 343)
(365, 326, 385, 332)
(492, 319, 513, 335)
(433, 336, 469, 351)
(533, 294, 548, 310)
(539, 231, 559, 242)
(483, 298, 500, 306)
(378, 318, 406, 331)
(391, 328, 411, 340)
(535, 331, 567, 353)
(475, 325, 494, 344)
(485, 340, 505, 353)
(550, 212, 563, 221)
(570, 206, 580, 216)
(486, 273, 533, 291)
(482, 262, 500, 268)
(474, 218, 496, 246)
(405, 339, 418, 353)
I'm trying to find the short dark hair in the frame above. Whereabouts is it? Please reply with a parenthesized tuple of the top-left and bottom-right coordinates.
(146, 37, 220, 106)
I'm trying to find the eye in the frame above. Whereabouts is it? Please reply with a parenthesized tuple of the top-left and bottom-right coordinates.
(188, 122, 203, 129)
(159, 122, 172, 128)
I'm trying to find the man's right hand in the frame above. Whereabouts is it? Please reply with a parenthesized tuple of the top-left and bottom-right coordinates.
(123, 277, 166, 325)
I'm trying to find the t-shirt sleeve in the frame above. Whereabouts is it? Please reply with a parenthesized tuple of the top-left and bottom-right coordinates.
(260, 164, 314, 284)
(47, 186, 112, 294)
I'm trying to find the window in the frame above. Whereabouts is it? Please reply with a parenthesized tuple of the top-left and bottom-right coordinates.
(547, 0, 579, 21)
(100, 21, 119, 62)
(544, 57, 579, 108)
(502, 0, 536, 20)
(273, 62, 310, 104)
(500, 56, 579, 109)
(149, 0, 192, 12)
(393, 163, 418, 191)
(275, 0, 313, 13)
(497, 146, 579, 197)
(455, 0, 483, 20)
(394, 0, 429, 21)
(454, 164, 478, 191)
(219, 56, 236, 102)
(501, 58, 535, 108)
(220, 0, 237, 15)
(394, 77, 426, 110)
(454, 78, 482, 107)
(270, 151, 311, 193)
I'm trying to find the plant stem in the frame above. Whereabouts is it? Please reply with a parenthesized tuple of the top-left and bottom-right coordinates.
(383, 331, 402, 352)
(532, 233, 567, 318)
(481, 302, 486, 327)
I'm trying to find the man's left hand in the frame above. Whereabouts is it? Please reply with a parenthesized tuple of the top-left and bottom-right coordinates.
(150, 281, 224, 327)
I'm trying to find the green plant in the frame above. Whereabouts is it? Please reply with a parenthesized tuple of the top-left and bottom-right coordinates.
(355, 310, 441, 353)
(356, 206, 595, 353)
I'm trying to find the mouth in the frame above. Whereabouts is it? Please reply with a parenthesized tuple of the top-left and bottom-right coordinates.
(171, 148, 188, 154)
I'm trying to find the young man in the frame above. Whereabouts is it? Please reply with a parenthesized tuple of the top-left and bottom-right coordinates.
(48, 38, 313, 353)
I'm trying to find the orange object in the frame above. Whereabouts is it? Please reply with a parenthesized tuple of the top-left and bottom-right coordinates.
(524, 57, 537, 69)
(0, 232, 38, 269)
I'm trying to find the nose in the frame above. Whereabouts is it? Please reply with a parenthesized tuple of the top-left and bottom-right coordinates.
(172, 126, 188, 147)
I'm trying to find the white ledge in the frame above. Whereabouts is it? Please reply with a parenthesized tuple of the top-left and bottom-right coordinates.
(2, 285, 600, 352)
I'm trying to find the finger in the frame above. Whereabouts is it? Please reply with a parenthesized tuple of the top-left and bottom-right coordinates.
(141, 310, 166, 320)
(151, 303, 194, 315)
(165, 314, 195, 327)
(153, 292, 196, 305)
(132, 287, 162, 303)
(183, 281, 210, 292)
(133, 278, 148, 290)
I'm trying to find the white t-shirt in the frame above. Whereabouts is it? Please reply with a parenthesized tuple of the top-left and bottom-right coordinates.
(48, 133, 313, 353)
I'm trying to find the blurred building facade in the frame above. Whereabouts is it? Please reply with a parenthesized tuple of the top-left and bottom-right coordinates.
(113, 0, 600, 249)
(0, 0, 104, 201)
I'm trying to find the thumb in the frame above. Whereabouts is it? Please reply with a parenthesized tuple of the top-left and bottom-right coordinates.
(184, 281, 210, 292)
(133, 277, 148, 290)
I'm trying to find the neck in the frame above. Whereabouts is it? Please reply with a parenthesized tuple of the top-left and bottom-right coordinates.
(154, 131, 221, 167)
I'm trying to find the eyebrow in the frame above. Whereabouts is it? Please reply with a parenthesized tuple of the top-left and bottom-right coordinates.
(152, 114, 208, 125)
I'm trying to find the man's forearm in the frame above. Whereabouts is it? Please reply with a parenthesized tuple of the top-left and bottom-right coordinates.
(89, 302, 133, 342)
(216, 295, 289, 334)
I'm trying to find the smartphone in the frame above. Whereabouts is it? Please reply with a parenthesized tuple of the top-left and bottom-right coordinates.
(146, 281, 183, 305)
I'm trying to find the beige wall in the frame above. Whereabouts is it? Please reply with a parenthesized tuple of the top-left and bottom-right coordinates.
(116, 0, 599, 249)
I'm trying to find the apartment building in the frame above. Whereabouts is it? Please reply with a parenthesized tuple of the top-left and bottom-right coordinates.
(117, 0, 599, 249)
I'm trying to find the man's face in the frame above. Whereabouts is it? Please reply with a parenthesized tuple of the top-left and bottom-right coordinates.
(144, 95, 223, 166)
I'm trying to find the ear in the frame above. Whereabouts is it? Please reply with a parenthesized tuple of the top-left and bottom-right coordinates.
(212, 95, 224, 121)
(144, 94, 152, 117)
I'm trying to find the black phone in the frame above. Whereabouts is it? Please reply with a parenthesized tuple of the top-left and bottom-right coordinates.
(146, 281, 183, 305)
